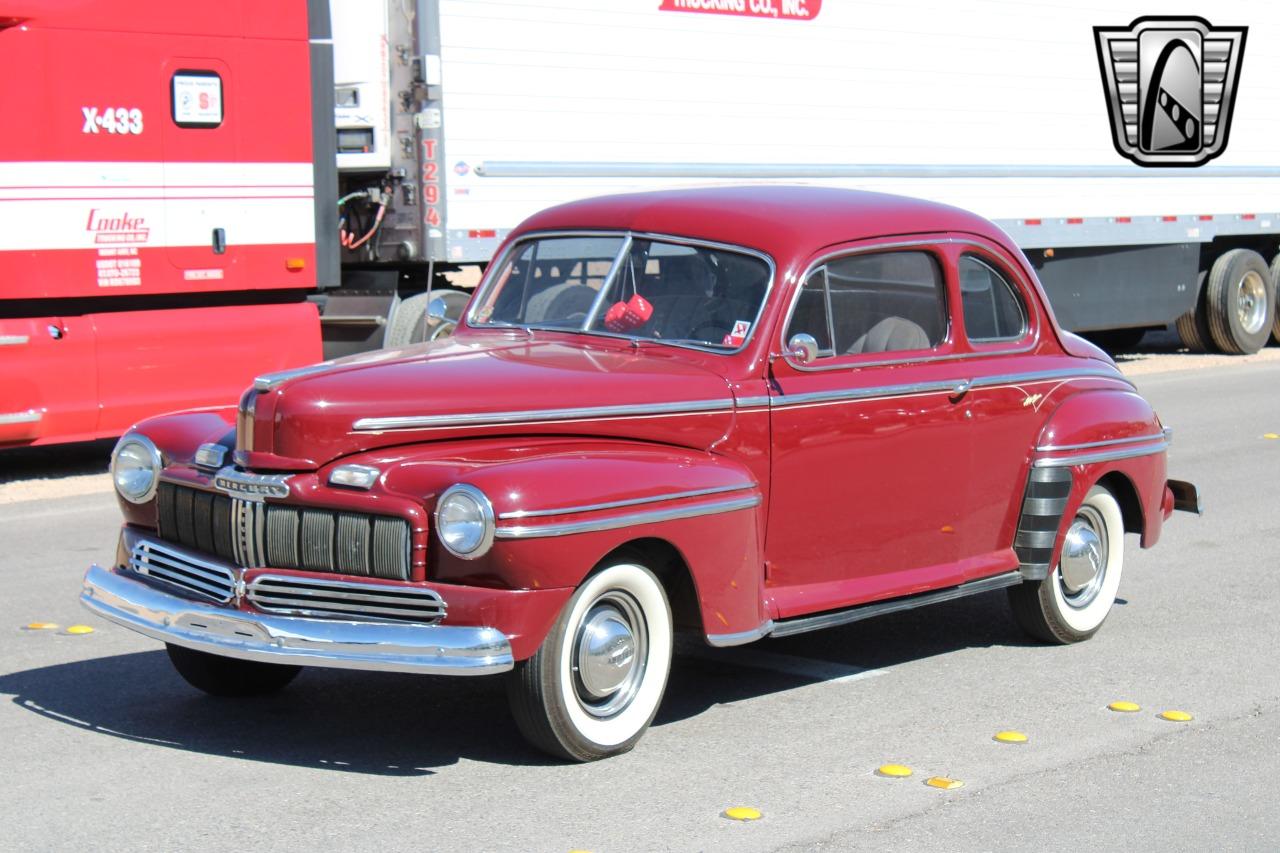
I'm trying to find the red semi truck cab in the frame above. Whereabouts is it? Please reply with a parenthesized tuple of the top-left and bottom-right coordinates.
(0, 2, 330, 447)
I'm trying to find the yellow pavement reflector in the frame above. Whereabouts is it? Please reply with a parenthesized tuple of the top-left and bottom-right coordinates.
(876, 764, 913, 778)
(64, 625, 94, 635)
(994, 730, 1028, 743)
(1159, 710, 1193, 722)
(23, 622, 58, 630)
(1263, 433, 1279, 439)
(1108, 701, 1142, 713)
(925, 776, 964, 790)
(722, 806, 762, 822)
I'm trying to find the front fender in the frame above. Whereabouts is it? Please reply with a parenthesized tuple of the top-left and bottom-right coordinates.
(118, 408, 237, 527)
(374, 438, 767, 641)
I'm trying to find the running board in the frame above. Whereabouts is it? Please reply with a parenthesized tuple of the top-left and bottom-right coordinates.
(770, 571, 1025, 638)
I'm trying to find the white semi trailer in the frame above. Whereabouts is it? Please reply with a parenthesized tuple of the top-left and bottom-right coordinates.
(325, 0, 1280, 355)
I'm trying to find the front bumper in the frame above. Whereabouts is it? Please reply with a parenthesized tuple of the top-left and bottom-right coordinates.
(80, 564, 514, 676)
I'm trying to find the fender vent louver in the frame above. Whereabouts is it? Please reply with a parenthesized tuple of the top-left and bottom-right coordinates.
(1014, 467, 1073, 580)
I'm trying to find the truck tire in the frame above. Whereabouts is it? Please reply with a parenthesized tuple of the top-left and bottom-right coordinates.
(1174, 271, 1215, 353)
(384, 288, 469, 348)
(1270, 254, 1280, 345)
(1205, 249, 1274, 354)
(506, 560, 673, 762)
(166, 644, 301, 697)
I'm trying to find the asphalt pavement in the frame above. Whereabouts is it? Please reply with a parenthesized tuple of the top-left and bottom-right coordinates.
(1, 361, 1277, 852)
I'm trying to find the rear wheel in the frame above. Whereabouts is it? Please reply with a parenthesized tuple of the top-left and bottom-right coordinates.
(1174, 272, 1215, 352)
(165, 644, 301, 697)
(1008, 485, 1125, 644)
(1205, 249, 1274, 354)
(1269, 254, 1280, 345)
(506, 561, 673, 762)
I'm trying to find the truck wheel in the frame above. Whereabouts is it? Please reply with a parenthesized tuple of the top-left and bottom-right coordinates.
(1007, 485, 1125, 644)
(1269, 254, 1280, 345)
(506, 561, 673, 762)
(1205, 249, 1274, 354)
(1174, 272, 1215, 352)
(165, 644, 301, 697)
(384, 288, 469, 347)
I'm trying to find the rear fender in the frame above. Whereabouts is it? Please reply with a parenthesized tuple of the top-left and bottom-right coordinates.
(1018, 390, 1169, 577)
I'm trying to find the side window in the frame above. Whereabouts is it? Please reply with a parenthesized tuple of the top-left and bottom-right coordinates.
(788, 250, 946, 358)
(959, 256, 1027, 342)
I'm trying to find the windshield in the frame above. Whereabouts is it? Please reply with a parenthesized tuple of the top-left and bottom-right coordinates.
(469, 234, 772, 351)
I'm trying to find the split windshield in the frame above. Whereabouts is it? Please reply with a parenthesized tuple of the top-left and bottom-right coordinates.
(469, 234, 772, 351)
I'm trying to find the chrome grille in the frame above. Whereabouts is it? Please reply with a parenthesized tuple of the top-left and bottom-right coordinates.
(127, 539, 237, 603)
(157, 482, 411, 580)
(246, 574, 446, 624)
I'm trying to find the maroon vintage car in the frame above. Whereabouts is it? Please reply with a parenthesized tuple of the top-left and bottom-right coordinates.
(83, 186, 1199, 761)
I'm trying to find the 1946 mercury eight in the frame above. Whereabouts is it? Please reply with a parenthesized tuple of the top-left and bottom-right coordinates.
(82, 187, 1201, 761)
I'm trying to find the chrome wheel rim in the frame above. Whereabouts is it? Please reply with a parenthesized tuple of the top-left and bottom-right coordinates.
(1058, 505, 1108, 608)
(1237, 270, 1268, 335)
(571, 591, 647, 719)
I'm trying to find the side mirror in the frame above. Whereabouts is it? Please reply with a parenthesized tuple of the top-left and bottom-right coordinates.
(427, 297, 456, 328)
(785, 333, 819, 365)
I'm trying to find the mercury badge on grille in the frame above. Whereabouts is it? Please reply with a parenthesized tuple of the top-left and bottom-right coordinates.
(212, 466, 293, 501)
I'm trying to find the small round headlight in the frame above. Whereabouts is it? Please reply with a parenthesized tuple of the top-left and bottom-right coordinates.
(435, 483, 495, 559)
(111, 434, 162, 504)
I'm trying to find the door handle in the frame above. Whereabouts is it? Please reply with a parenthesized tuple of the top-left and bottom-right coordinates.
(949, 379, 973, 402)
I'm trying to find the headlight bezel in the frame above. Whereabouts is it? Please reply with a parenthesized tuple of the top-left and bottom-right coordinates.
(434, 483, 495, 560)
(110, 433, 163, 504)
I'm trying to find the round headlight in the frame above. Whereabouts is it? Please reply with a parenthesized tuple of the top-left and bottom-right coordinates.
(111, 434, 162, 504)
(435, 483, 495, 559)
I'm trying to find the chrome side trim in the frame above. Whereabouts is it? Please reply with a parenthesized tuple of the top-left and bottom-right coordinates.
(0, 410, 42, 425)
(499, 483, 755, 520)
(734, 395, 772, 408)
(1036, 432, 1168, 453)
(1032, 441, 1168, 468)
(770, 571, 1025, 638)
(476, 161, 1280, 179)
(772, 367, 1127, 409)
(353, 397, 734, 432)
(0, 334, 29, 346)
(495, 494, 761, 539)
(81, 564, 514, 676)
(705, 620, 774, 648)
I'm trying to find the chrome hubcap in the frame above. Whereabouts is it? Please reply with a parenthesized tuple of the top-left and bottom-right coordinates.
(572, 592, 647, 718)
(1237, 270, 1268, 335)
(1059, 506, 1108, 607)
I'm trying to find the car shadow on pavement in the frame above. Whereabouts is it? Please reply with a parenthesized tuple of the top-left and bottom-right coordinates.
(0, 591, 1035, 773)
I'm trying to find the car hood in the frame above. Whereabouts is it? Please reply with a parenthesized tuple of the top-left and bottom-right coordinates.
(245, 334, 736, 470)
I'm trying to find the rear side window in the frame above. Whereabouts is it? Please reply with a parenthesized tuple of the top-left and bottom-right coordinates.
(959, 255, 1027, 342)
(787, 250, 946, 358)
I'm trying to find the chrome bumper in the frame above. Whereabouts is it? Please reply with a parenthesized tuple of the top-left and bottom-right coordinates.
(80, 564, 514, 676)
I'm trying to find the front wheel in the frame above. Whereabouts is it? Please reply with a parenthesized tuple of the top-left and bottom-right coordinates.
(506, 561, 673, 762)
(1008, 485, 1125, 644)
(165, 644, 302, 697)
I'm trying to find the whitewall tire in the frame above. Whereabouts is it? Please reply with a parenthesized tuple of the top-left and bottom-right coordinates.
(506, 561, 673, 761)
(1008, 485, 1125, 644)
